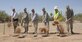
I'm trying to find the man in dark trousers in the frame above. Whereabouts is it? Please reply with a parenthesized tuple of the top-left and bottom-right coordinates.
(66, 6, 74, 34)
(12, 8, 19, 33)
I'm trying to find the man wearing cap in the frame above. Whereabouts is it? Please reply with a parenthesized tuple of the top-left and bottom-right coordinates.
(31, 9, 38, 37)
(42, 8, 49, 37)
(11, 8, 19, 33)
(66, 6, 74, 34)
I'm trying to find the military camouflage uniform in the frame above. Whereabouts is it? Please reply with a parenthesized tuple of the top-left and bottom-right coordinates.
(43, 12, 49, 36)
(31, 13, 38, 35)
(22, 12, 29, 33)
(66, 8, 74, 34)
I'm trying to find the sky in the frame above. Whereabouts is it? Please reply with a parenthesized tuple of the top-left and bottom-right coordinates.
(0, 0, 82, 16)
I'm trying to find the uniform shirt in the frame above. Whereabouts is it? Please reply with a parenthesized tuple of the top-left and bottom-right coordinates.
(22, 13, 27, 19)
(66, 9, 74, 19)
(23, 12, 29, 23)
(31, 13, 38, 22)
(43, 12, 49, 23)
(12, 12, 18, 19)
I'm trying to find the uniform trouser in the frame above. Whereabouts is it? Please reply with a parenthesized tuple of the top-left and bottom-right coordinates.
(33, 22, 38, 34)
(13, 19, 19, 33)
(24, 22, 29, 33)
(67, 22, 73, 34)
(44, 22, 49, 35)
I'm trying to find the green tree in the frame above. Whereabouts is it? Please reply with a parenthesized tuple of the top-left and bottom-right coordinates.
(49, 13, 54, 21)
(0, 11, 9, 22)
(74, 13, 82, 22)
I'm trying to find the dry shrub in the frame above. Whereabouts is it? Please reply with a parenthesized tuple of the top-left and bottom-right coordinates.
(39, 27, 49, 34)
(7, 22, 12, 27)
(15, 27, 21, 34)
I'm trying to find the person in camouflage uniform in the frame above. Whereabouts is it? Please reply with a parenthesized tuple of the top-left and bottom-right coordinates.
(31, 9, 38, 37)
(42, 8, 49, 37)
(22, 8, 29, 34)
(66, 6, 74, 34)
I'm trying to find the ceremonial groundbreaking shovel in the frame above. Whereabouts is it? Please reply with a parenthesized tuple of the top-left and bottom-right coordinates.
(3, 19, 5, 34)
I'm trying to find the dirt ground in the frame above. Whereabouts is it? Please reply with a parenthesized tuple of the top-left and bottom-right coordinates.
(0, 21, 82, 42)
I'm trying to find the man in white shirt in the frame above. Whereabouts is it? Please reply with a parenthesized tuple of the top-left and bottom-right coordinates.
(12, 8, 19, 33)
